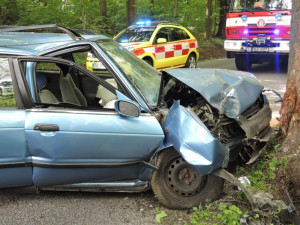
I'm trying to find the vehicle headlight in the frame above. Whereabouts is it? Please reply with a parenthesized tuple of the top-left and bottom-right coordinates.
(125, 46, 135, 52)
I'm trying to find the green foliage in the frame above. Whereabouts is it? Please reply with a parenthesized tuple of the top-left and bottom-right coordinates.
(1, 0, 224, 39)
(155, 208, 167, 223)
(236, 138, 289, 192)
(0, 95, 16, 107)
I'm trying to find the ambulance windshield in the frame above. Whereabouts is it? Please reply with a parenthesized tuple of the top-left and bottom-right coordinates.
(115, 27, 155, 43)
(230, 0, 292, 12)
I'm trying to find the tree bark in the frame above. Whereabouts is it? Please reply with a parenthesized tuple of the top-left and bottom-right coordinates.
(127, 0, 137, 26)
(173, 0, 178, 23)
(205, 0, 213, 38)
(216, 0, 226, 38)
(150, 0, 154, 16)
(0, 6, 2, 25)
(100, 0, 107, 18)
(280, 0, 300, 196)
(80, 0, 86, 30)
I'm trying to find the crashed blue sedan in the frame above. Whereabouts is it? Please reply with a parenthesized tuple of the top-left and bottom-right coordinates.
(0, 25, 271, 209)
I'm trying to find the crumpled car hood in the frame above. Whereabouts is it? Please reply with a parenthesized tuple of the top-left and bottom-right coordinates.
(163, 69, 264, 118)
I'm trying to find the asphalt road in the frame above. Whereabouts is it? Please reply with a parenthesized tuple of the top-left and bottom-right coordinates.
(0, 59, 288, 225)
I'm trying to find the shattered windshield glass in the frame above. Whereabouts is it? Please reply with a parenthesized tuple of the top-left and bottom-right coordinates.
(98, 40, 161, 107)
(115, 27, 155, 43)
(230, 0, 292, 12)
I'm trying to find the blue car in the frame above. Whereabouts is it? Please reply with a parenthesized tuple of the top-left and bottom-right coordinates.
(0, 25, 271, 209)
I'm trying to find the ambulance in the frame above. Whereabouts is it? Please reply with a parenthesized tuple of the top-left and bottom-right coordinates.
(224, 0, 292, 70)
(114, 21, 199, 71)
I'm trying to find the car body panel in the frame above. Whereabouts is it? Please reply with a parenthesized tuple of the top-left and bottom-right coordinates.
(0, 110, 32, 187)
(161, 101, 229, 175)
(25, 108, 164, 186)
(164, 69, 264, 118)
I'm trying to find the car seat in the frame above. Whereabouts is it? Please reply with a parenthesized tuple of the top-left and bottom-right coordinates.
(58, 64, 87, 107)
(36, 72, 59, 104)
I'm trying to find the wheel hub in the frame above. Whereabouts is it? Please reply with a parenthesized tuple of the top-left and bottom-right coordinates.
(166, 157, 206, 196)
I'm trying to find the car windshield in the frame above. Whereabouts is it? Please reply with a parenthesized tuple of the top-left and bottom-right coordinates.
(115, 27, 155, 43)
(230, 0, 292, 12)
(98, 39, 161, 107)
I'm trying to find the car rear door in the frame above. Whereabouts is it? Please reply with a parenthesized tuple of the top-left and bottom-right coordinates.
(13, 56, 164, 187)
(0, 57, 32, 188)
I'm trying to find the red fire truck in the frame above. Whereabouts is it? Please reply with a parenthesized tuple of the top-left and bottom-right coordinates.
(224, 0, 292, 71)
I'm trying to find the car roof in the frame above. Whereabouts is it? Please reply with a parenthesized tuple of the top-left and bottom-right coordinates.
(0, 32, 108, 56)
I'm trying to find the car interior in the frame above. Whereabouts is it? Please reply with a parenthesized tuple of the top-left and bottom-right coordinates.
(29, 50, 120, 109)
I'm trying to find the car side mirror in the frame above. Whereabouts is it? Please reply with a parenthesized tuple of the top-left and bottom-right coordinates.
(157, 38, 167, 44)
(115, 100, 141, 117)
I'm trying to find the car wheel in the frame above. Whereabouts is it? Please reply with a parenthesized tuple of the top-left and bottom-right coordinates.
(151, 149, 224, 209)
(235, 54, 252, 71)
(143, 58, 153, 67)
(184, 54, 197, 68)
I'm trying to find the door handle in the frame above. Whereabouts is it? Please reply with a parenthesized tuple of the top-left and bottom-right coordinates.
(34, 124, 59, 132)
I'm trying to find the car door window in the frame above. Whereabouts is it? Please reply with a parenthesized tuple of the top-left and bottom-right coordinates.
(24, 58, 119, 109)
(154, 27, 170, 44)
(170, 28, 191, 42)
(0, 58, 16, 108)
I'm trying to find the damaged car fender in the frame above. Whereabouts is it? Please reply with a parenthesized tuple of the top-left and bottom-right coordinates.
(159, 101, 229, 175)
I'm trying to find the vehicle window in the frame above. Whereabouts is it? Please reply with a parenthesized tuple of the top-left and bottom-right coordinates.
(170, 28, 190, 42)
(0, 58, 16, 108)
(154, 27, 170, 44)
(31, 59, 118, 109)
(230, 0, 292, 12)
(115, 27, 155, 43)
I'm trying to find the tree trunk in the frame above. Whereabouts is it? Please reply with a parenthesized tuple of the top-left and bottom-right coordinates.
(80, 0, 86, 30)
(127, 0, 137, 26)
(216, 0, 226, 38)
(100, 0, 107, 18)
(205, 0, 213, 38)
(150, 0, 154, 16)
(173, 0, 178, 23)
(0, 6, 2, 25)
(280, 0, 300, 196)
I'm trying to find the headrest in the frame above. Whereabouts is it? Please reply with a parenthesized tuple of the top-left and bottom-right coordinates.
(36, 72, 47, 90)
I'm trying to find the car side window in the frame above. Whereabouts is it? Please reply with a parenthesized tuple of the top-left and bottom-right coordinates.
(0, 58, 16, 108)
(170, 28, 191, 42)
(154, 27, 170, 44)
(31, 59, 118, 109)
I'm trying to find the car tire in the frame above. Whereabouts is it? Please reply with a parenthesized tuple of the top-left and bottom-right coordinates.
(235, 54, 252, 71)
(184, 54, 197, 68)
(151, 149, 224, 209)
(143, 58, 153, 67)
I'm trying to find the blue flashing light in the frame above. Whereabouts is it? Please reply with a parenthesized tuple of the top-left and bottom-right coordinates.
(274, 29, 280, 35)
(243, 29, 249, 34)
(136, 19, 152, 26)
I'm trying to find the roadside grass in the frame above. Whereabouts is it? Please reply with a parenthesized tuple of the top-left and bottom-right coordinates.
(155, 134, 290, 224)
(195, 37, 226, 61)
(0, 95, 16, 107)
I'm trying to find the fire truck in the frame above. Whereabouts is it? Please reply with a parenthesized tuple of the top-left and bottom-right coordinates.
(224, 0, 292, 71)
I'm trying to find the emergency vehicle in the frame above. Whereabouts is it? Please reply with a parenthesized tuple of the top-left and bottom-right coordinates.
(224, 0, 292, 71)
(114, 21, 199, 71)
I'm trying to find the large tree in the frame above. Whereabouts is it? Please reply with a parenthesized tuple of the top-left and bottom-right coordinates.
(216, 0, 226, 38)
(205, 0, 213, 38)
(280, 0, 300, 195)
(127, 0, 137, 26)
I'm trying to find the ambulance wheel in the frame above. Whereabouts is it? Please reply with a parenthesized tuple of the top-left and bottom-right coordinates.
(185, 54, 197, 68)
(143, 58, 153, 67)
(151, 149, 224, 209)
(235, 54, 252, 71)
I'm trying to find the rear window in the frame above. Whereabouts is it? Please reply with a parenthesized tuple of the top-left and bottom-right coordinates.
(0, 58, 16, 107)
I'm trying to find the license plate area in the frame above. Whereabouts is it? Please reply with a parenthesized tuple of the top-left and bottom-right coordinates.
(245, 47, 269, 52)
